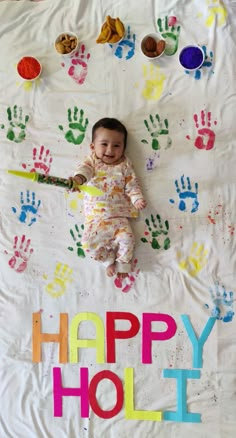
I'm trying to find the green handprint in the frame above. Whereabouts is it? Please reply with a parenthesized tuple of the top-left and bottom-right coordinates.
(141, 113, 172, 150)
(68, 224, 85, 257)
(141, 214, 171, 250)
(1, 105, 29, 143)
(157, 16, 181, 56)
(59, 107, 89, 145)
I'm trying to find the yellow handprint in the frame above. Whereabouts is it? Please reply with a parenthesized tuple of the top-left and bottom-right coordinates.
(205, 0, 227, 27)
(177, 242, 208, 277)
(142, 64, 166, 101)
(45, 262, 73, 297)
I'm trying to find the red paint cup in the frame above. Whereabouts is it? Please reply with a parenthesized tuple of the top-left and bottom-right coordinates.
(17, 56, 42, 81)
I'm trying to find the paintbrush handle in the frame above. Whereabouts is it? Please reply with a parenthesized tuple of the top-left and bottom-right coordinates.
(37, 174, 72, 189)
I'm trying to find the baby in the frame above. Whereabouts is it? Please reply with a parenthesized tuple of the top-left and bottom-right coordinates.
(70, 117, 146, 278)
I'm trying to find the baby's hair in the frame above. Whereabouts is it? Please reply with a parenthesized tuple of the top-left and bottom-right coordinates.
(92, 117, 128, 149)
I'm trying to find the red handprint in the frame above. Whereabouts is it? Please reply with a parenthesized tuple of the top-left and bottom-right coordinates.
(22, 145, 53, 174)
(7, 234, 34, 273)
(61, 44, 91, 85)
(186, 110, 217, 150)
(114, 259, 140, 293)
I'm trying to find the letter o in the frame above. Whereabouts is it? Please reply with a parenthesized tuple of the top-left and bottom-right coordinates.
(89, 370, 123, 419)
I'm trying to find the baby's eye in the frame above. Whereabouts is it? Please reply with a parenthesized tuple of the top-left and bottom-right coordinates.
(114, 144, 121, 148)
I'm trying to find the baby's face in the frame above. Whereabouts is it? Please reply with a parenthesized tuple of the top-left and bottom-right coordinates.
(90, 127, 125, 165)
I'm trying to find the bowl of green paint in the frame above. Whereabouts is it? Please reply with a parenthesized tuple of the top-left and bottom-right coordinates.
(179, 45, 205, 71)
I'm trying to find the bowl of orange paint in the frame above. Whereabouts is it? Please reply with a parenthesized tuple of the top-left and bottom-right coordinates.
(17, 56, 42, 81)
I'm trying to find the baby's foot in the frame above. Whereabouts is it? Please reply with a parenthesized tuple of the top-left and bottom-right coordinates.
(116, 272, 129, 279)
(106, 263, 116, 277)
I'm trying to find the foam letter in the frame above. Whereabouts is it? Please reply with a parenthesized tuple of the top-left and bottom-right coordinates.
(163, 368, 201, 423)
(106, 312, 140, 363)
(181, 315, 216, 368)
(124, 368, 162, 421)
(32, 312, 68, 363)
(89, 370, 123, 418)
(53, 367, 89, 417)
(142, 313, 177, 363)
(70, 312, 105, 364)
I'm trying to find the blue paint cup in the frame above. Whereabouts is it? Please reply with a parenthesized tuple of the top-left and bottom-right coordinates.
(179, 45, 205, 71)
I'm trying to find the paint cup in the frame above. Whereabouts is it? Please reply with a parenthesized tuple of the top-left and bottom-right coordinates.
(17, 56, 42, 81)
(54, 31, 79, 57)
(140, 33, 166, 60)
(179, 45, 205, 71)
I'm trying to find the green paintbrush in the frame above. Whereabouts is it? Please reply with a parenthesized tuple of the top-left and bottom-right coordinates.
(7, 170, 104, 196)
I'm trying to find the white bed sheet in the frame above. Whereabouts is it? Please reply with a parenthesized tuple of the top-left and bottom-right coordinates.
(0, 0, 235, 437)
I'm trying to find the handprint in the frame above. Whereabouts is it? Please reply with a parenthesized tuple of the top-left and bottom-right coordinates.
(12, 190, 41, 226)
(59, 107, 88, 145)
(68, 224, 85, 258)
(185, 46, 214, 80)
(205, 0, 227, 27)
(61, 44, 91, 85)
(114, 258, 140, 293)
(169, 175, 199, 213)
(156, 16, 181, 56)
(141, 64, 166, 101)
(111, 26, 136, 60)
(177, 242, 208, 277)
(186, 110, 217, 150)
(141, 214, 171, 250)
(205, 281, 234, 322)
(21, 145, 53, 174)
(141, 113, 172, 150)
(1, 105, 29, 143)
(45, 262, 73, 298)
(7, 234, 34, 273)
(146, 152, 160, 171)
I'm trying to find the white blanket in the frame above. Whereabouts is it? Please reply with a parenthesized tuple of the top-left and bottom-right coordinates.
(0, 0, 235, 436)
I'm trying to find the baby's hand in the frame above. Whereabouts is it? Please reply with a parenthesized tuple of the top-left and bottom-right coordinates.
(68, 175, 84, 192)
(134, 198, 147, 210)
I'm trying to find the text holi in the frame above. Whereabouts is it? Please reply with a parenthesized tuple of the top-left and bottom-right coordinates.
(32, 312, 216, 422)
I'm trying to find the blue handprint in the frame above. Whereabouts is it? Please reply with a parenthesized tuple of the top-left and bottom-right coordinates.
(110, 26, 136, 60)
(205, 281, 234, 323)
(12, 190, 41, 226)
(169, 175, 199, 213)
(185, 45, 214, 80)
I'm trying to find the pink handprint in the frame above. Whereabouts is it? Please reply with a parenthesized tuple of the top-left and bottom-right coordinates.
(186, 110, 217, 150)
(61, 44, 91, 85)
(22, 145, 53, 174)
(7, 234, 34, 273)
(114, 259, 140, 293)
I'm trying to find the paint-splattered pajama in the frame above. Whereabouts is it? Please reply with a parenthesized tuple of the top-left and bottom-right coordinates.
(74, 153, 145, 273)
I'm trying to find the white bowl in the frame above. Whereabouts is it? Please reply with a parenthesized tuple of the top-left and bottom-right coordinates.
(17, 56, 42, 81)
(179, 45, 205, 71)
(54, 31, 79, 57)
(140, 33, 166, 60)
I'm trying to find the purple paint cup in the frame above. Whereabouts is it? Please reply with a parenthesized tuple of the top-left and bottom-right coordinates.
(179, 45, 205, 71)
